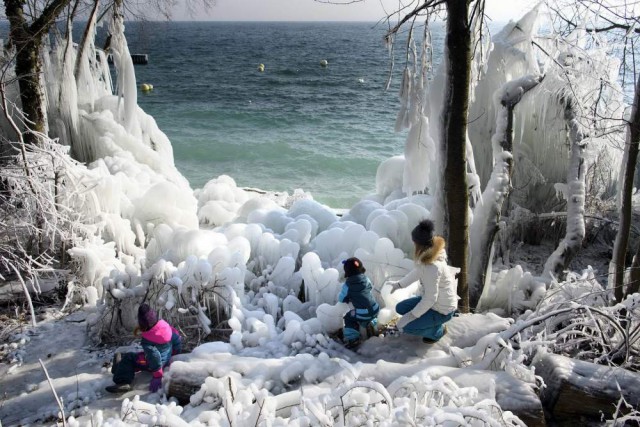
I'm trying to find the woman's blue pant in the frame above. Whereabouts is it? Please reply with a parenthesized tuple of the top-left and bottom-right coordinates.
(396, 296, 454, 340)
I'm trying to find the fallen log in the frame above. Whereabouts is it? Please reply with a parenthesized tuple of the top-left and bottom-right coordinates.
(533, 352, 640, 424)
(166, 380, 201, 406)
(166, 354, 545, 425)
(166, 372, 301, 417)
(0, 281, 25, 303)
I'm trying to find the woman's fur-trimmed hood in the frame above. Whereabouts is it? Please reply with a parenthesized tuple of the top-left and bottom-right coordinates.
(416, 236, 446, 264)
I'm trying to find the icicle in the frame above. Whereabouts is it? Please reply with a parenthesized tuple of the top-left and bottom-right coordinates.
(109, 13, 139, 137)
(395, 67, 412, 132)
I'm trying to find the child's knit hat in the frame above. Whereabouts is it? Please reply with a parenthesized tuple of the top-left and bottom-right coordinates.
(411, 219, 435, 247)
(138, 303, 158, 332)
(343, 257, 366, 278)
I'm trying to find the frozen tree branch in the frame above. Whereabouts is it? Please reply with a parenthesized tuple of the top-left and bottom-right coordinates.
(543, 95, 588, 282)
(469, 74, 543, 309)
(386, 0, 447, 39)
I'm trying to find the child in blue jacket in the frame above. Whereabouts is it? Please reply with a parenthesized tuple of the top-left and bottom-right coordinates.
(338, 257, 379, 348)
(106, 303, 182, 393)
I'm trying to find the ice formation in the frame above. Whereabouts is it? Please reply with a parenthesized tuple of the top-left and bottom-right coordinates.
(468, 6, 624, 212)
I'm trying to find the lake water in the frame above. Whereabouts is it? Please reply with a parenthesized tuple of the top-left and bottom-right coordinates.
(125, 21, 412, 208)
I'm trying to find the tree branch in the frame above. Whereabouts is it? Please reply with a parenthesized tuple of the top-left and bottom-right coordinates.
(386, 0, 446, 38)
(29, 0, 72, 37)
(548, 2, 640, 34)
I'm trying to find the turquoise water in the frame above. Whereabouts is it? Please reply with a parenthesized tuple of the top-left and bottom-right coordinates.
(125, 22, 409, 208)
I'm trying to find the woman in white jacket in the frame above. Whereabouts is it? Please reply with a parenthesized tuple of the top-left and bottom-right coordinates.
(390, 219, 459, 343)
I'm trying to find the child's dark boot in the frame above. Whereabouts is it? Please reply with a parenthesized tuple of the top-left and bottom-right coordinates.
(344, 338, 361, 349)
(105, 383, 132, 394)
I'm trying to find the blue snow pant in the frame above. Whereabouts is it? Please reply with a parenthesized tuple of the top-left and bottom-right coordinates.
(396, 296, 454, 341)
(111, 352, 148, 385)
(343, 305, 379, 342)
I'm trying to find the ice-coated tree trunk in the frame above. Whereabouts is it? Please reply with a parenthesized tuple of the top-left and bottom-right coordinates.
(609, 74, 640, 302)
(469, 75, 542, 309)
(443, 0, 471, 313)
(4, 0, 71, 145)
(74, 0, 100, 81)
(543, 95, 587, 281)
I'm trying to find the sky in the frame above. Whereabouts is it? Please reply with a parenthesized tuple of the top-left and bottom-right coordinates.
(172, 0, 537, 23)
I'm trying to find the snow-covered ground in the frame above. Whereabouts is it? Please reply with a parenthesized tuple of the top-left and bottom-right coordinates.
(0, 305, 541, 426)
(1, 309, 132, 426)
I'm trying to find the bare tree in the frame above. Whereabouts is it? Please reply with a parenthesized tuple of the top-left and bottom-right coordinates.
(358, 0, 488, 313)
(440, 0, 476, 313)
(612, 73, 640, 300)
(4, 0, 73, 145)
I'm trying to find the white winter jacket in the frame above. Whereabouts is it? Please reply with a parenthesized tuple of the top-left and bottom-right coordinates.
(397, 236, 459, 317)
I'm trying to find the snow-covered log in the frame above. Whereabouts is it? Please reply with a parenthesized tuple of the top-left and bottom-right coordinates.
(469, 75, 542, 308)
(533, 352, 640, 424)
(164, 353, 346, 408)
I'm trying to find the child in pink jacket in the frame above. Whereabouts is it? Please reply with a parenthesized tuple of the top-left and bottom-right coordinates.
(106, 304, 182, 393)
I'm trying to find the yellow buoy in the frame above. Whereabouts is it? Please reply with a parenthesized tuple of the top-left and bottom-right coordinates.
(140, 83, 153, 92)
(258, 63, 265, 72)
(320, 59, 328, 67)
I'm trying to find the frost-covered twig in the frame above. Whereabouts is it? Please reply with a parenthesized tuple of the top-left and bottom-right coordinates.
(38, 358, 67, 427)
(0, 82, 35, 195)
(607, 380, 640, 426)
(457, 294, 637, 375)
(9, 264, 36, 327)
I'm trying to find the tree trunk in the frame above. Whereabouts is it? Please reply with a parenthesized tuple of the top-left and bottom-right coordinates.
(4, 0, 72, 145)
(610, 74, 640, 301)
(469, 76, 542, 309)
(629, 240, 640, 296)
(543, 95, 587, 281)
(5, 0, 44, 145)
(15, 40, 47, 146)
(443, 0, 471, 313)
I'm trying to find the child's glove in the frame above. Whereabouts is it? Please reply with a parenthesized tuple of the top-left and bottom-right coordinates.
(396, 313, 417, 332)
(149, 371, 163, 392)
(150, 377, 162, 392)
